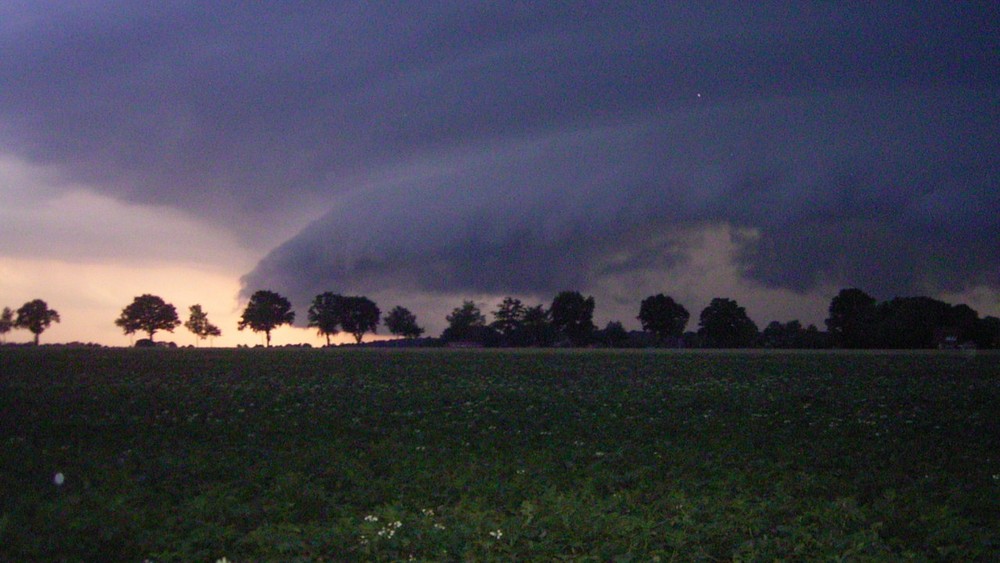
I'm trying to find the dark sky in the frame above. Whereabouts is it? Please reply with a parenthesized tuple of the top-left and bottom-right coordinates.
(2, 2, 998, 330)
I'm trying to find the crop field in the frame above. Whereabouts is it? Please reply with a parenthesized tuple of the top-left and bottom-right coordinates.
(1, 348, 998, 561)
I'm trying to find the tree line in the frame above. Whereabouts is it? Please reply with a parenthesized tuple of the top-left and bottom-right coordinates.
(824, 288, 1000, 349)
(0, 300, 61, 345)
(103, 286, 1000, 351)
(3, 287, 998, 349)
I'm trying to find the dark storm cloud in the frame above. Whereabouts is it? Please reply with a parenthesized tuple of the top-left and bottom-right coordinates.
(241, 90, 999, 308)
(1, 2, 998, 304)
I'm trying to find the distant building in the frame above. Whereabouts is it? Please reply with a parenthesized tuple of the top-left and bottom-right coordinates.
(934, 327, 959, 349)
(446, 341, 484, 349)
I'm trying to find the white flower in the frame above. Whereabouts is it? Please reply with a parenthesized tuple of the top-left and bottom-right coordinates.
(53, 472, 65, 486)
(216, 558, 231, 563)
(489, 529, 503, 540)
(364, 514, 379, 522)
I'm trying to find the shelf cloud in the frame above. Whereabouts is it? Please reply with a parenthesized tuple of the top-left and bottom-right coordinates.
(2, 2, 997, 326)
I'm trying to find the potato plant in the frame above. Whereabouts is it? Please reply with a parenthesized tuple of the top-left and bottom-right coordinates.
(1, 348, 997, 561)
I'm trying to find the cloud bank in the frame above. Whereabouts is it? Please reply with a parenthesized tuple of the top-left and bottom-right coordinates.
(1, 2, 997, 327)
(242, 90, 998, 308)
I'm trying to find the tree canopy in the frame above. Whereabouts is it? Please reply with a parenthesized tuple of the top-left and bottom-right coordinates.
(238, 290, 295, 347)
(761, 320, 827, 349)
(520, 304, 557, 347)
(637, 294, 689, 342)
(490, 297, 527, 338)
(307, 292, 344, 346)
(5, 282, 998, 349)
(550, 291, 595, 346)
(0, 307, 13, 344)
(697, 297, 759, 348)
(859, 296, 987, 349)
(489, 297, 552, 346)
(825, 288, 878, 349)
(384, 306, 424, 339)
(339, 296, 381, 344)
(599, 320, 630, 348)
(116, 294, 181, 341)
(15, 299, 61, 345)
(184, 304, 221, 345)
(442, 300, 491, 343)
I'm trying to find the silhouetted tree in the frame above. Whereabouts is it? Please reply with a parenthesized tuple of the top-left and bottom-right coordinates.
(339, 296, 380, 344)
(184, 304, 221, 346)
(308, 292, 344, 346)
(761, 319, 827, 349)
(238, 290, 295, 347)
(947, 303, 981, 344)
(637, 294, 689, 344)
(874, 296, 953, 348)
(15, 299, 60, 345)
(384, 306, 424, 339)
(550, 291, 595, 346)
(599, 320, 630, 348)
(520, 304, 557, 347)
(697, 297, 758, 348)
(824, 290, 993, 349)
(975, 316, 1000, 348)
(442, 300, 490, 343)
(116, 294, 180, 341)
(871, 297, 987, 349)
(491, 297, 526, 343)
(0, 307, 13, 344)
(802, 324, 830, 349)
(762, 321, 789, 348)
(826, 288, 877, 348)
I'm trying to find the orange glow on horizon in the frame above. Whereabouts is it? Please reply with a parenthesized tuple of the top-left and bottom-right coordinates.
(0, 258, 387, 347)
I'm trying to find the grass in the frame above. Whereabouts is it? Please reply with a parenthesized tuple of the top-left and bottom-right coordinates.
(1, 348, 998, 561)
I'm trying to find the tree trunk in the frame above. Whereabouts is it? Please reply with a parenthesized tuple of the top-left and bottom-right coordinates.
(33, 332, 40, 346)
(266, 330, 272, 347)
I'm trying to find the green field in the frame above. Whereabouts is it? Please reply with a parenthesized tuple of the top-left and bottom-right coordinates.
(1, 348, 998, 561)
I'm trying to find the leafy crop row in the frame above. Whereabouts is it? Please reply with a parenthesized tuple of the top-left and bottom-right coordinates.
(1, 349, 997, 560)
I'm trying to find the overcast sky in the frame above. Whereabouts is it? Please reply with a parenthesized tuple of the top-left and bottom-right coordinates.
(1, 2, 998, 345)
